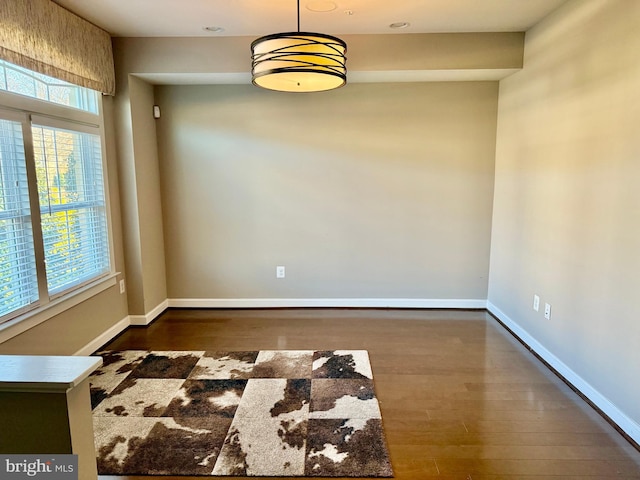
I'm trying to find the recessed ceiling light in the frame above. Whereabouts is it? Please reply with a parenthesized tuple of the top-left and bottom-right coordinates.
(306, 1, 337, 13)
(203, 26, 224, 33)
(389, 22, 410, 29)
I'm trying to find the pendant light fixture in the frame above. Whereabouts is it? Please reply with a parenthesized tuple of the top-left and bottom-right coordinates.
(251, 0, 347, 92)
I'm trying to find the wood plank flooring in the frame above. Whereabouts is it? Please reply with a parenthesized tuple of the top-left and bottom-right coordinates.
(97, 308, 640, 479)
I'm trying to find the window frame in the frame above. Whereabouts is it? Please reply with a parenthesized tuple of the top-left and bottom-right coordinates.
(0, 109, 40, 319)
(0, 76, 116, 338)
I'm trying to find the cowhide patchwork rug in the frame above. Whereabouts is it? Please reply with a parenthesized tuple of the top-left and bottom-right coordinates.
(89, 350, 393, 477)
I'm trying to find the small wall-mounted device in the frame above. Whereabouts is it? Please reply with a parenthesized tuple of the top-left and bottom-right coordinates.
(153, 105, 161, 119)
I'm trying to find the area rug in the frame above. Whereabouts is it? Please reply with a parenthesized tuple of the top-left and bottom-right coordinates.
(89, 350, 393, 477)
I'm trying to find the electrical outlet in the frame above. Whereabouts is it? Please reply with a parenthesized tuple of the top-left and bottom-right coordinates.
(119, 279, 126, 294)
(544, 303, 551, 320)
(533, 294, 540, 312)
(276, 266, 285, 278)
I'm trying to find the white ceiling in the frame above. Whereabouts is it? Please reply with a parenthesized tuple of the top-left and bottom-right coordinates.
(53, 0, 569, 38)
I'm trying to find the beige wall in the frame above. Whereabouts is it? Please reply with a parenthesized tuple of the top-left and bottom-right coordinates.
(113, 73, 144, 315)
(489, 0, 640, 429)
(106, 31, 522, 313)
(0, 286, 126, 355)
(112, 37, 169, 317)
(113, 33, 523, 79)
(128, 76, 168, 313)
(155, 82, 498, 301)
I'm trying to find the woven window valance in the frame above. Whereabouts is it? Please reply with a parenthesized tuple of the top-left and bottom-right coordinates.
(0, 0, 115, 95)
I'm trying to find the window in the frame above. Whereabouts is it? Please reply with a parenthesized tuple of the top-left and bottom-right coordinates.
(0, 60, 98, 113)
(32, 122, 110, 296)
(0, 61, 110, 325)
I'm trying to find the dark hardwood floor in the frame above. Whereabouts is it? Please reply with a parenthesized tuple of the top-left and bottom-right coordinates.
(98, 308, 640, 479)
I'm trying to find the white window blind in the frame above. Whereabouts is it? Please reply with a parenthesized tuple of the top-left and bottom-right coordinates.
(0, 117, 39, 320)
(31, 123, 109, 296)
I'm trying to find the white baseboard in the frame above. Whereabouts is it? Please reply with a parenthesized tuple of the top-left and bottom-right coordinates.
(74, 315, 130, 356)
(74, 299, 169, 355)
(487, 301, 640, 445)
(129, 299, 169, 326)
(168, 298, 488, 309)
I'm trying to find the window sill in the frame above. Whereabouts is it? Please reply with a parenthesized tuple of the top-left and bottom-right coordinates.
(0, 273, 118, 345)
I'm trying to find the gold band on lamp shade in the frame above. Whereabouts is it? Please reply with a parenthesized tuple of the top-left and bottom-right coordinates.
(251, 32, 347, 92)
